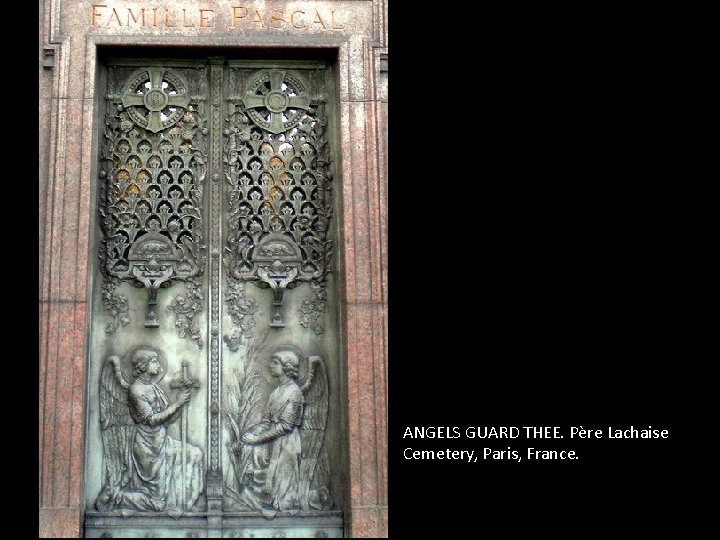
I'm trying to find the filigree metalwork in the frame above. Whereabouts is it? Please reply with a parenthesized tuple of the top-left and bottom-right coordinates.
(121, 68, 190, 133)
(167, 277, 204, 347)
(98, 67, 207, 328)
(224, 68, 334, 327)
(243, 70, 312, 134)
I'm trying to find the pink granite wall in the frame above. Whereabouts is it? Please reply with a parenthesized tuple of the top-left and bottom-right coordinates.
(341, 40, 388, 537)
(39, 25, 92, 538)
(39, 1, 387, 537)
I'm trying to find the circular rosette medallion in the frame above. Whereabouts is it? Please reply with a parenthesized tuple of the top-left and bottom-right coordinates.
(121, 68, 190, 133)
(243, 70, 312, 134)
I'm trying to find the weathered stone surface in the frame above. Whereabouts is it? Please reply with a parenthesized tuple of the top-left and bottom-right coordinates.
(38, 95, 54, 295)
(350, 506, 388, 538)
(39, 507, 81, 538)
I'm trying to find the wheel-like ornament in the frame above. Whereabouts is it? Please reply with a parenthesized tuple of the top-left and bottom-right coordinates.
(120, 68, 190, 133)
(243, 70, 312, 134)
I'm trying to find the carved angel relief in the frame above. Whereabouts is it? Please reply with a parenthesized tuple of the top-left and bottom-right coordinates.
(225, 344, 333, 516)
(98, 67, 207, 333)
(224, 69, 334, 330)
(95, 345, 203, 516)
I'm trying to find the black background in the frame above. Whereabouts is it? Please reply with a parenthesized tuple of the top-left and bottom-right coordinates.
(387, 4, 697, 536)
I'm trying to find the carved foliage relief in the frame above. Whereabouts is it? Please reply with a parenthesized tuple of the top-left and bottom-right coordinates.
(98, 66, 207, 335)
(223, 69, 334, 330)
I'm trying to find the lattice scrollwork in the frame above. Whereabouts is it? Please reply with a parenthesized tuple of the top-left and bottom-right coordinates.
(224, 68, 333, 327)
(98, 67, 207, 331)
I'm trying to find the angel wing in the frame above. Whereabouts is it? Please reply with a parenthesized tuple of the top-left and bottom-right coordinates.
(298, 355, 333, 510)
(98, 355, 134, 491)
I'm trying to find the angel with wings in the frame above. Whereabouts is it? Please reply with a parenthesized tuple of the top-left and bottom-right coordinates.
(232, 347, 333, 516)
(95, 346, 204, 516)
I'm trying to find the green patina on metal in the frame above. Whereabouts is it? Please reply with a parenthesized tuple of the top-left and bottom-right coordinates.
(86, 55, 344, 538)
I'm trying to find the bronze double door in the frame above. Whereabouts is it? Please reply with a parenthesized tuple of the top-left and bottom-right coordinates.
(84, 56, 344, 537)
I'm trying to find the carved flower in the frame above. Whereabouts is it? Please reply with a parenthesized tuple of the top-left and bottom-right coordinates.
(314, 217, 327, 232)
(229, 190, 241, 206)
(182, 110, 196, 126)
(117, 212, 133, 227)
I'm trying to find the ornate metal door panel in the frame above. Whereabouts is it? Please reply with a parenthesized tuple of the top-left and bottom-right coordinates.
(84, 57, 343, 538)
